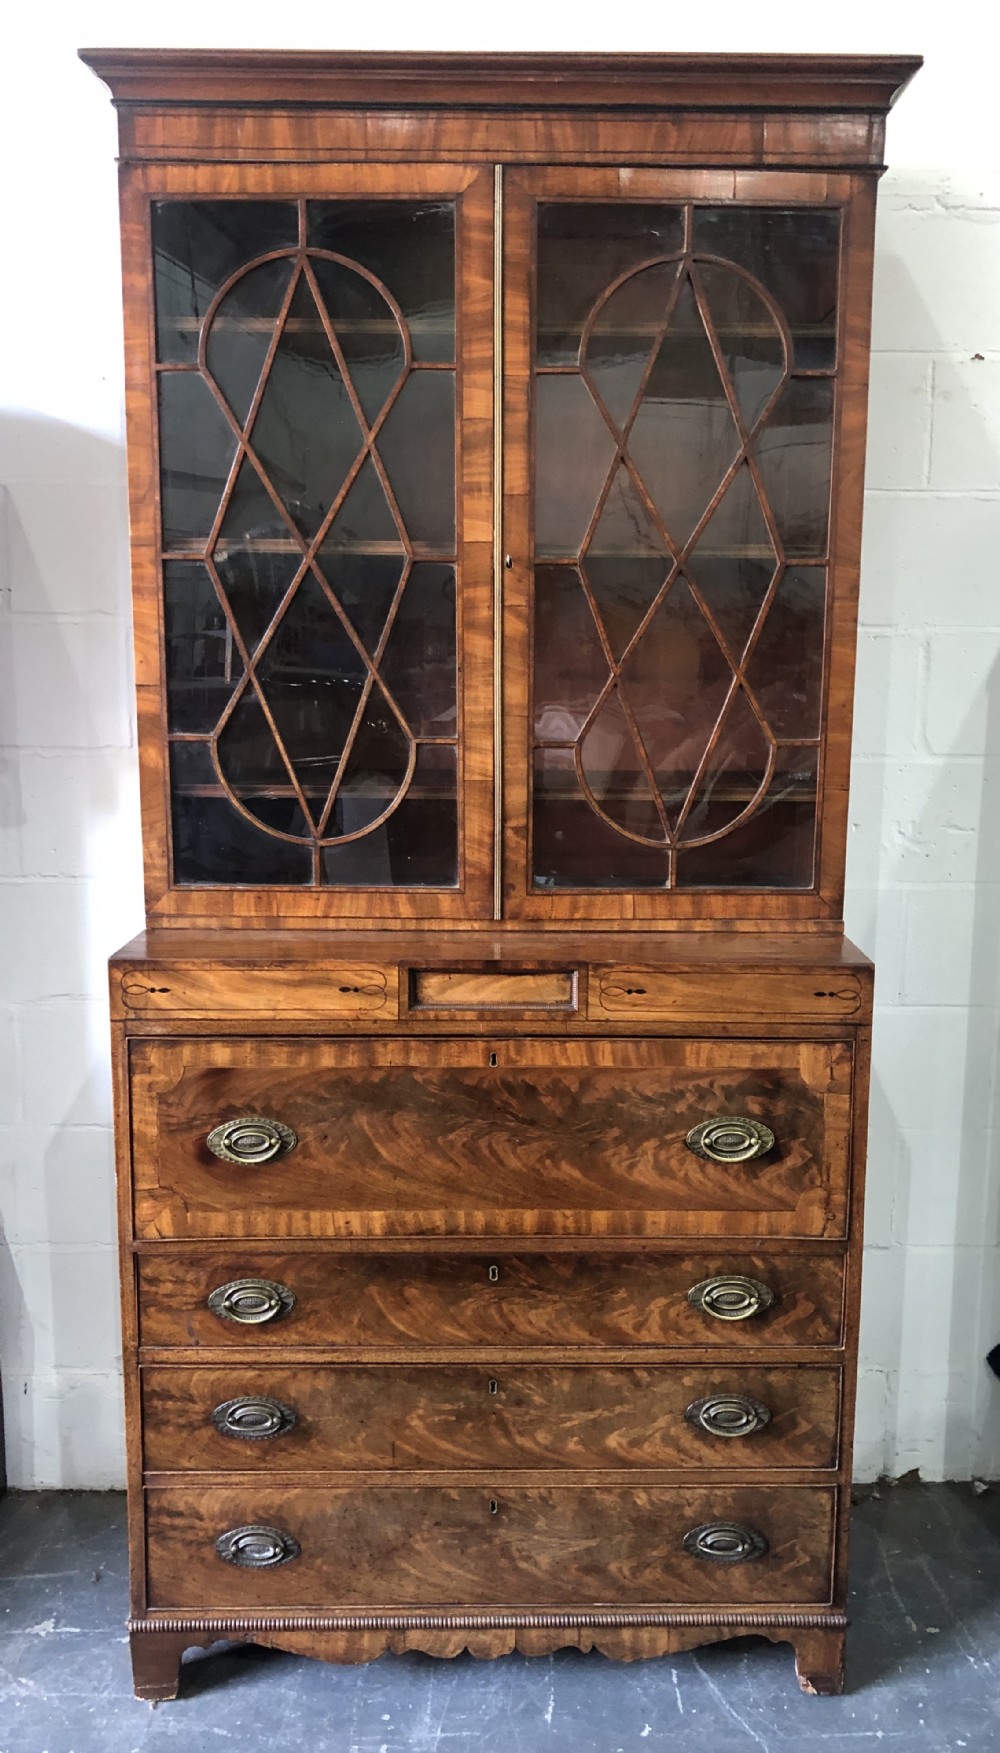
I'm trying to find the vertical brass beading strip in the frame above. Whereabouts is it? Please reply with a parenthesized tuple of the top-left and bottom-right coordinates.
(492, 164, 504, 920)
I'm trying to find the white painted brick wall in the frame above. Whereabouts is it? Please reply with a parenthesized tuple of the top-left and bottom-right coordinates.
(1, 3, 998, 1486)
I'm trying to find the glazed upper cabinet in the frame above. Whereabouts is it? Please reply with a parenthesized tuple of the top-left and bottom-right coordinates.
(111, 58, 907, 929)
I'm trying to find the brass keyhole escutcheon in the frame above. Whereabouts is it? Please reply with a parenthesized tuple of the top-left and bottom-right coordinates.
(488, 1378, 499, 1395)
(685, 1116, 774, 1165)
(488, 1264, 500, 1283)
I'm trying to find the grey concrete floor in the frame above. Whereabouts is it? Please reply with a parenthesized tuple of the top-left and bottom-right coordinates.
(0, 1484, 998, 1752)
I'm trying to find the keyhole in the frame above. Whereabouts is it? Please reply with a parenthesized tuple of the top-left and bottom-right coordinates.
(488, 1264, 500, 1284)
(489, 1051, 498, 1068)
(489, 1499, 499, 1515)
(488, 1378, 498, 1396)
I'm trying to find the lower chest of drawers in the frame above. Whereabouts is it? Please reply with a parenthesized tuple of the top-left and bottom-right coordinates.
(120, 1015, 865, 1697)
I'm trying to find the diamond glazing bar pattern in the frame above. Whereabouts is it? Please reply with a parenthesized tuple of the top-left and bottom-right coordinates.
(159, 198, 458, 887)
(533, 204, 833, 891)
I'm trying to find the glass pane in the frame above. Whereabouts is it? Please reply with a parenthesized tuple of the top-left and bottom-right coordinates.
(625, 276, 742, 548)
(537, 204, 685, 367)
(532, 747, 668, 889)
(159, 374, 237, 547)
(157, 197, 460, 895)
(170, 740, 312, 885)
(675, 745, 817, 889)
(376, 371, 456, 551)
(215, 690, 313, 837)
(307, 201, 455, 362)
(309, 256, 407, 425)
(163, 563, 242, 734)
(696, 262, 785, 429)
(692, 207, 841, 371)
(378, 563, 457, 737)
(745, 565, 827, 739)
(320, 743, 458, 886)
(320, 551, 406, 659)
(204, 257, 295, 426)
(252, 573, 372, 806)
(534, 565, 611, 739)
(579, 688, 665, 843)
(754, 378, 834, 558)
(153, 201, 298, 364)
(617, 576, 735, 823)
(585, 261, 679, 427)
(249, 272, 365, 543)
(535, 375, 616, 559)
(677, 685, 772, 846)
(532, 199, 836, 895)
(215, 546, 301, 657)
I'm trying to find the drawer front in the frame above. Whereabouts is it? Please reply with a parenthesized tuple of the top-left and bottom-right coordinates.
(590, 967, 868, 1026)
(137, 1249, 846, 1351)
(141, 1363, 841, 1473)
(131, 1037, 852, 1240)
(146, 1484, 836, 1609)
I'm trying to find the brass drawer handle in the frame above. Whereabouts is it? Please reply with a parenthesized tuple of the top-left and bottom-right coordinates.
(211, 1395, 296, 1441)
(207, 1278, 295, 1326)
(206, 1116, 297, 1165)
(687, 1275, 775, 1322)
(685, 1393, 772, 1439)
(685, 1116, 774, 1164)
(216, 1524, 300, 1569)
(684, 1521, 768, 1564)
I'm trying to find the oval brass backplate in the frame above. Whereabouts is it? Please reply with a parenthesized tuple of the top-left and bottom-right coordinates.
(687, 1275, 775, 1322)
(211, 1395, 296, 1441)
(685, 1116, 775, 1164)
(684, 1392, 772, 1439)
(683, 1521, 768, 1564)
(207, 1278, 296, 1326)
(215, 1524, 301, 1569)
(206, 1116, 297, 1166)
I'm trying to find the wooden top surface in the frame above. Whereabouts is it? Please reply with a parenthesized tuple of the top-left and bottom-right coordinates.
(110, 929, 873, 973)
(79, 50, 921, 113)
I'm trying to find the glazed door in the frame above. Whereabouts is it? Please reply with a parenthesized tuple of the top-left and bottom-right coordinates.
(502, 167, 872, 925)
(128, 164, 494, 923)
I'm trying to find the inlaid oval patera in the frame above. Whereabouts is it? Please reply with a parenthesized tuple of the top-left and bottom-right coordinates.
(683, 1521, 768, 1564)
(684, 1392, 772, 1439)
(211, 1395, 297, 1441)
(215, 1524, 301, 1569)
(207, 1278, 296, 1326)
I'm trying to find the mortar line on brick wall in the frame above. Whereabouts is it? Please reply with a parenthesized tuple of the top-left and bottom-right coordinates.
(864, 487, 1000, 498)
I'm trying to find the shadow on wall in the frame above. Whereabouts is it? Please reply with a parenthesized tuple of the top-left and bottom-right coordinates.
(853, 170, 1000, 1482)
(0, 412, 136, 1488)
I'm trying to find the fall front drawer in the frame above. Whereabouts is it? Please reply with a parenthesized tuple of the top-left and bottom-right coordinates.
(130, 1037, 852, 1239)
(137, 1248, 846, 1350)
(141, 1363, 841, 1473)
(145, 1484, 836, 1609)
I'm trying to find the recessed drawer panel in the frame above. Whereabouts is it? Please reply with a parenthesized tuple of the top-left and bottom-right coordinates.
(141, 1362, 841, 1473)
(409, 969, 576, 1010)
(145, 1484, 836, 1609)
(137, 1249, 846, 1351)
(130, 1037, 852, 1240)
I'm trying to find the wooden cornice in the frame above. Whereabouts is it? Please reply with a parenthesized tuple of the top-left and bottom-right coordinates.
(80, 49, 922, 114)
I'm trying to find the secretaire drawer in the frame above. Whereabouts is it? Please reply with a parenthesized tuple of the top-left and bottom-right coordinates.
(137, 1249, 846, 1351)
(145, 1484, 837, 1610)
(129, 1037, 852, 1240)
(141, 1362, 841, 1473)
